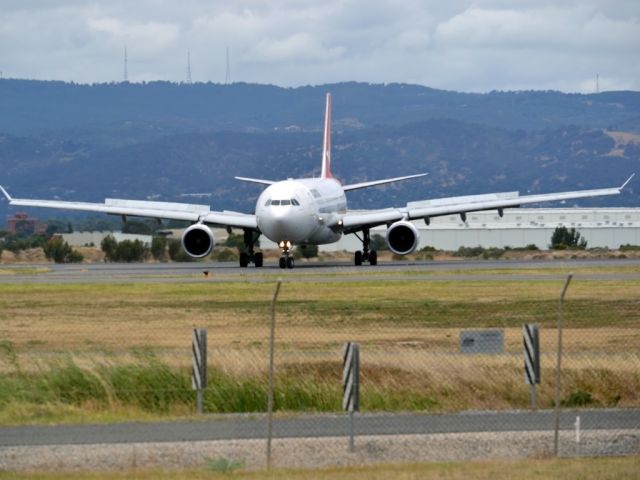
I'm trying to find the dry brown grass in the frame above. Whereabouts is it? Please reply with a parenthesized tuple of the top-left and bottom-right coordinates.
(1, 456, 638, 480)
(1, 277, 639, 416)
(1, 280, 639, 353)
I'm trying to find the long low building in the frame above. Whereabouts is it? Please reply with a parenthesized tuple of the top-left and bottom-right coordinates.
(312, 208, 640, 252)
(62, 209, 640, 253)
(60, 232, 152, 247)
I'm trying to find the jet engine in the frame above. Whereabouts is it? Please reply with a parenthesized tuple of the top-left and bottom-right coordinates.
(386, 220, 419, 255)
(181, 224, 215, 258)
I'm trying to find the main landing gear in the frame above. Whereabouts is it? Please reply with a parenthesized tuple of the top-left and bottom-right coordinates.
(278, 240, 294, 269)
(354, 228, 377, 266)
(239, 229, 263, 268)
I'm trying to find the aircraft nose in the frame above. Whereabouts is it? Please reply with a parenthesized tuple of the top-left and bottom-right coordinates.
(261, 206, 314, 242)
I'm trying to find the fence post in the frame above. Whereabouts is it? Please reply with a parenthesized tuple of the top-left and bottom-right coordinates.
(342, 341, 360, 452)
(523, 324, 540, 411)
(554, 273, 573, 456)
(266, 280, 282, 470)
(191, 328, 207, 414)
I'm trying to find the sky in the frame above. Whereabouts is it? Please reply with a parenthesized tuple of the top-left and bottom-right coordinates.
(0, 0, 639, 93)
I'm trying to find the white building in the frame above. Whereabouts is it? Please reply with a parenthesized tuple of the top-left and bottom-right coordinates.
(312, 208, 640, 251)
(60, 232, 152, 247)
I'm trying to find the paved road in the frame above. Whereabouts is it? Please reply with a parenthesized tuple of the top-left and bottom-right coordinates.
(1, 409, 638, 446)
(2, 258, 640, 284)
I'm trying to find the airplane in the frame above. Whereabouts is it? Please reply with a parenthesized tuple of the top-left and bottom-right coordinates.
(0, 93, 634, 269)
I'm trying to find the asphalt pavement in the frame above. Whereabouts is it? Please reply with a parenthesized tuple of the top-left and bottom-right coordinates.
(1, 409, 638, 446)
(2, 258, 640, 284)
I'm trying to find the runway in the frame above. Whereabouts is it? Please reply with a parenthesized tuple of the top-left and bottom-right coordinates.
(1, 409, 638, 446)
(2, 258, 640, 283)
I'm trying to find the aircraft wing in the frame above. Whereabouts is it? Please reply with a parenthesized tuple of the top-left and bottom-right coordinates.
(339, 175, 634, 233)
(0, 186, 258, 230)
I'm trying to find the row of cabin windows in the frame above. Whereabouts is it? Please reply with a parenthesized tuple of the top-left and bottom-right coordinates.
(264, 199, 301, 206)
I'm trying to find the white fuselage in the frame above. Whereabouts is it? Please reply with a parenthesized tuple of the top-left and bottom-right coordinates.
(255, 178, 346, 246)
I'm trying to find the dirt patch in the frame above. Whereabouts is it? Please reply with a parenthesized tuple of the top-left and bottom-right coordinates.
(0, 248, 49, 264)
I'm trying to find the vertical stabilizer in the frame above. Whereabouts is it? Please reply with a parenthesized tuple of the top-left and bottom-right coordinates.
(321, 93, 333, 179)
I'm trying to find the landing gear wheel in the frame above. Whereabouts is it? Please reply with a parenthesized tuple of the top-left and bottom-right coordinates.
(286, 256, 294, 269)
(279, 257, 286, 269)
(369, 250, 378, 266)
(354, 250, 363, 266)
(242, 229, 262, 268)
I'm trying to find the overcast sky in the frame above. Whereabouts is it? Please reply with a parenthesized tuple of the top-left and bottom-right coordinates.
(1, 0, 638, 92)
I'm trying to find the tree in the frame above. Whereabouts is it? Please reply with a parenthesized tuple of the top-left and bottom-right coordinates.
(294, 244, 318, 259)
(224, 232, 259, 253)
(114, 239, 149, 262)
(122, 220, 153, 235)
(151, 236, 167, 261)
(46, 220, 71, 236)
(550, 227, 587, 250)
(43, 236, 83, 263)
(168, 239, 193, 262)
(370, 234, 388, 251)
(14, 220, 35, 237)
(101, 235, 118, 261)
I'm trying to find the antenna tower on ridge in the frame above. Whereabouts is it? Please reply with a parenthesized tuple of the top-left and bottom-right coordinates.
(123, 46, 128, 82)
(596, 73, 600, 94)
(225, 47, 231, 85)
(186, 49, 192, 84)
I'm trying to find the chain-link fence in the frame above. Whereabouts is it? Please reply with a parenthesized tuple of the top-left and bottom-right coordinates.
(0, 274, 638, 467)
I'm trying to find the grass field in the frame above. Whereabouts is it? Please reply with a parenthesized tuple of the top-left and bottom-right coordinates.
(0, 272, 639, 424)
(0, 457, 638, 480)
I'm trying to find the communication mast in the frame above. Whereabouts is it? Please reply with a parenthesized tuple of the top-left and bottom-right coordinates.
(225, 47, 231, 85)
(186, 49, 192, 84)
(596, 73, 600, 94)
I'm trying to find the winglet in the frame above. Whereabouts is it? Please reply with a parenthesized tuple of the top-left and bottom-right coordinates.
(0, 185, 12, 202)
(620, 173, 635, 191)
(320, 93, 332, 179)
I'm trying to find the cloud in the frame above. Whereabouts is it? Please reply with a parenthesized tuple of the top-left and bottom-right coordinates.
(243, 33, 345, 63)
(87, 17, 180, 55)
(0, 0, 638, 92)
(434, 5, 640, 52)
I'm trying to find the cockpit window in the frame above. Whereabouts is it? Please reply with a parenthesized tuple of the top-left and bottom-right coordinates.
(268, 198, 300, 206)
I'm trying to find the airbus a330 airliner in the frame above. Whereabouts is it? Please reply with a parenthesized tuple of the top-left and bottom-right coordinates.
(1, 93, 634, 268)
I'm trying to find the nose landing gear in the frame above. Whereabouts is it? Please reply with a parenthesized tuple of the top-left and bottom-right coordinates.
(278, 240, 295, 269)
(354, 228, 378, 266)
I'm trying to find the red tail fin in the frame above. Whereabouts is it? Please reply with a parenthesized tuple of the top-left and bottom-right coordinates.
(321, 93, 332, 179)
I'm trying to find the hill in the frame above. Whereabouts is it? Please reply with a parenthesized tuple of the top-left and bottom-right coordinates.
(0, 80, 639, 220)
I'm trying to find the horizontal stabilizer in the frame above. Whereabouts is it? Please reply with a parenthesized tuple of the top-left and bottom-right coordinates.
(235, 176, 275, 186)
(343, 173, 427, 192)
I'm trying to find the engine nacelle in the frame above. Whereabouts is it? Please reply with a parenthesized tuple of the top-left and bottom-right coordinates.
(181, 224, 215, 258)
(386, 220, 420, 255)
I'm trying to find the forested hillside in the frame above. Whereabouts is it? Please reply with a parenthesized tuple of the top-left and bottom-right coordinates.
(1, 80, 639, 218)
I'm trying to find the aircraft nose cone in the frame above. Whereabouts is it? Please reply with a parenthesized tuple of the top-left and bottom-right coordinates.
(261, 207, 314, 243)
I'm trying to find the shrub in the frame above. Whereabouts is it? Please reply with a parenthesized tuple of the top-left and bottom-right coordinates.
(150, 236, 167, 261)
(370, 234, 388, 251)
(213, 248, 238, 262)
(619, 244, 640, 252)
(43, 237, 84, 263)
(550, 226, 587, 250)
(168, 239, 193, 262)
(294, 244, 319, 259)
(101, 236, 149, 262)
